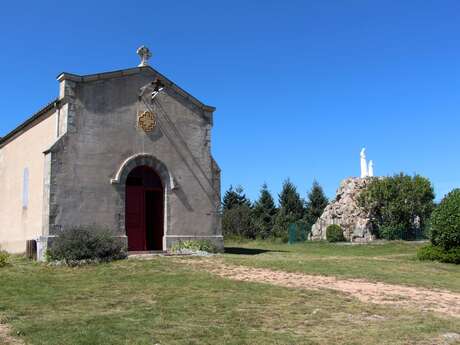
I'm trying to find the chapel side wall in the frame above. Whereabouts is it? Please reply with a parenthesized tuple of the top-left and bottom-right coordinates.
(0, 111, 57, 253)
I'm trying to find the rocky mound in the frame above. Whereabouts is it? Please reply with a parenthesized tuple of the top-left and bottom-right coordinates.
(311, 177, 376, 243)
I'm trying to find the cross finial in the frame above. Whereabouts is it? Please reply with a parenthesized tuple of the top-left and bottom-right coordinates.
(137, 45, 152, 67)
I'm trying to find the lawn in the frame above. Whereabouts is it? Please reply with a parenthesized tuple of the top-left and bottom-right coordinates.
(0, 241, 459, 345)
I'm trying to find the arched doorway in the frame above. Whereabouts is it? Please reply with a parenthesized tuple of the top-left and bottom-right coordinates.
(125, 166, 164, 251)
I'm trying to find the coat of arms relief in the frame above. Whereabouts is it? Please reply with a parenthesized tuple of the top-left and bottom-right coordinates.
(137, 111, 156, 132)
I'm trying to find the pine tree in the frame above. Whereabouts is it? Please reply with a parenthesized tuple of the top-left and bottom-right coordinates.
(273, 179, 304, 239)
(304, 180, 328, 231)
(278, 179, 304, 217)
(222, 185, 251, 210)
(252, 183, 278, 238)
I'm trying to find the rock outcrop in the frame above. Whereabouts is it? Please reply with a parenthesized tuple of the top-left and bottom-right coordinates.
(311, 177, 376, 242)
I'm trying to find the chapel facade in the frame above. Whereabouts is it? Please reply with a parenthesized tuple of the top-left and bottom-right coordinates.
(0, 47, 223, 260)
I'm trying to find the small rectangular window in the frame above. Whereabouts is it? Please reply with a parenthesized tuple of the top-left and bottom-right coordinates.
(23, 168, 29, 209)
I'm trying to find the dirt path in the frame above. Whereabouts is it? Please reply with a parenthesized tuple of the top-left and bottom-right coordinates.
(0, 323, 25, 345)
(183, 259, 460, 318)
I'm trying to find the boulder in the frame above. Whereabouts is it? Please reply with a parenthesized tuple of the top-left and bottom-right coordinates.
(311, 177, 376, 242)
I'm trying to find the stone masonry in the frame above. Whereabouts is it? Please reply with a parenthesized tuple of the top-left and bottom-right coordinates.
(311, 177, 376, 242)
(0, 47, 223, 258)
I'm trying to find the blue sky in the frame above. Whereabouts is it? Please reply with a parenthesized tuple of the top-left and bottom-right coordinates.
(1, 1, 459, 202)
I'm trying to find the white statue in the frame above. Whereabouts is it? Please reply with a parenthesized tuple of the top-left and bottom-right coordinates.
(360, 148, 368, 178)
(368, 160, 374, 177)
(137, 45, 152, 67)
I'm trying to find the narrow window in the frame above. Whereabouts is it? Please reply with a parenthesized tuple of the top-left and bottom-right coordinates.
(22, 168, 29, 209)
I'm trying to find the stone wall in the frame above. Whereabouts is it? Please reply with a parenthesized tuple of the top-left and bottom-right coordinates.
(42, 67, 223, 256)
(311, 177, 376, 243)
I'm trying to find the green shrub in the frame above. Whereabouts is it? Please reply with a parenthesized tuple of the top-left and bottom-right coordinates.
(359, 173, 435, 240)
(326, 224, 345, 242)
(379, 225, 406, 241)
(417, 245, 460, 264)
(0, 250, 9, 267)
(430, 189, 460, 251)
(171, 240, 219, 253)
(222, 204, 255, 239)
(47, 227, 127, 263)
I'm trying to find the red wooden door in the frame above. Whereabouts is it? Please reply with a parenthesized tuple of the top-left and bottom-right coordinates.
(126, 186, 146, 251)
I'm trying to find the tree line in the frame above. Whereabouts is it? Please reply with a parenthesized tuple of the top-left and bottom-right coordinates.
(222, 180, 328, 240)
(222, 173, 439, 242)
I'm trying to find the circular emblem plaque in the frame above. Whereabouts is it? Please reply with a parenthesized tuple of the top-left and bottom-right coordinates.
(137, 111, 156, 132)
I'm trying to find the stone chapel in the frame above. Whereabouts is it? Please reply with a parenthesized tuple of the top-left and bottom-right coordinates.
(0, 46, 223, 260)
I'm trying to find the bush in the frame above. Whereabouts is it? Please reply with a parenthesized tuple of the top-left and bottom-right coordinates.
(326, 224, 345, 242)
(359, 173, 435, 240)
(47, 227, 127, 263)
(379, 225, 407, 241)
(171, 240, 219, 253)
(0, 250, 9, 267)
(417, 245, 460, 264)
(222, 204, 256, 239)
(430, 189, 460, 251)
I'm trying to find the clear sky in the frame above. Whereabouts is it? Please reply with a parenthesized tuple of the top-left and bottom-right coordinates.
(1, 1, 459, 202)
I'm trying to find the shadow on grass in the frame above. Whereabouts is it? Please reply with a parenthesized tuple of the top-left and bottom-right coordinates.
(224, 247, 286, 255)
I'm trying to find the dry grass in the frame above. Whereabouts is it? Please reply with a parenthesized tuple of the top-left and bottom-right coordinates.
(178, 258, 460, 317)
(222, 240, 460, 292)
(0, 318, 25, 345)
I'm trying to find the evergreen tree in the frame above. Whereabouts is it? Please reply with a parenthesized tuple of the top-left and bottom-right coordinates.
(222, 185, 251, 210)
(273, 179, 304, 239)
(304, 180, 329, 231)
(222, 185, 254, 238)
(252, 183, 278, 238)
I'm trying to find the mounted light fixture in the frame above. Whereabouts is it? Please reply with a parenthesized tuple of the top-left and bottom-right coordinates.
(151, 78, 165, 101)
(138, 78, 165, 102)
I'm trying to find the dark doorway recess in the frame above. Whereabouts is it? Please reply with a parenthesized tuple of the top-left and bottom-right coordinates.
(125, 166, 164, 251)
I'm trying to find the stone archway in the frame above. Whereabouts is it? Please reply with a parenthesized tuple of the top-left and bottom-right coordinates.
(111, 154, 174, 250)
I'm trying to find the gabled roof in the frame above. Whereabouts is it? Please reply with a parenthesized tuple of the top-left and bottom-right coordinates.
(57, 65, 216, 112)
(0, 66, 215, 148)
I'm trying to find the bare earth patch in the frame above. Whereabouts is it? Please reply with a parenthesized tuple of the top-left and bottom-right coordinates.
(182, 259, 460, 318)
(0, 323, 25, 345)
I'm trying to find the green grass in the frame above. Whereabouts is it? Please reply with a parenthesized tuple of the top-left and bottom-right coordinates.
(0, 241, 459, 345)
(223, 240, 460, 292)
